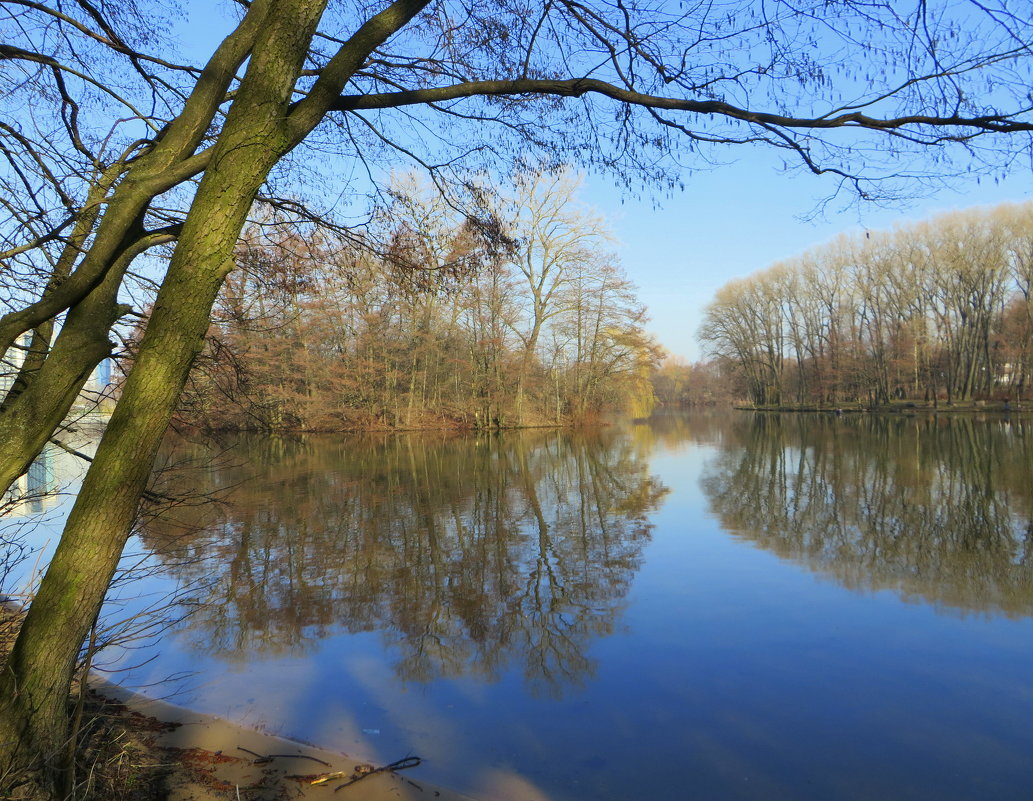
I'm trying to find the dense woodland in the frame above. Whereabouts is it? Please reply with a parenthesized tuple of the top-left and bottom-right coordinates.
(176, 171, 661, 431)
(650, 358, 739, 408)
(699, 203, 1033, 407)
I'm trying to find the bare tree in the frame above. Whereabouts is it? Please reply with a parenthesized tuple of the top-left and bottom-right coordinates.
(498, 168, 611, 422)
(700, 202, 1033, 406)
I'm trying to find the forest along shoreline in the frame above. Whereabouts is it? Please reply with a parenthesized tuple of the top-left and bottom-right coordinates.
(736, 400, 1025, 414)
(699, 205, 1033, 411)
(0, 602, 475, 801)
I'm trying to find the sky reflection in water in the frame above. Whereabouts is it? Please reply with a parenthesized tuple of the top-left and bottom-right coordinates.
(9, 412, 1033, 800)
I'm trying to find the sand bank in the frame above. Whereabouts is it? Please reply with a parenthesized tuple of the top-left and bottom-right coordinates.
(92, 680, 478, 801)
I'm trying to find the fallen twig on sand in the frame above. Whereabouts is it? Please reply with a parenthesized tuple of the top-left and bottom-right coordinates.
(332, 756, 423, 792)
(236, 746, 331, 767)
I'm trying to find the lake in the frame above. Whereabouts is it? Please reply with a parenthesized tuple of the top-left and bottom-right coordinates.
(6, 411, 1033, 800)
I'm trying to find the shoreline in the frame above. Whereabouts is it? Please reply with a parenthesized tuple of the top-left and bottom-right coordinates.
(2, 600, 476, 801)
(735, 400, 1028, 414)
(90, 679, 478, 801)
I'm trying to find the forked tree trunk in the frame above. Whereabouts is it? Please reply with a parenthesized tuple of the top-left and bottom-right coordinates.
(0, 3, 330, 794)
(0, 0, 432, 791)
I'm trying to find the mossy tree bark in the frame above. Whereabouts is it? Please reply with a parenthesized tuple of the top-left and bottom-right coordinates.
(0, 0, 274, 502)
(0, 1, 431, 795)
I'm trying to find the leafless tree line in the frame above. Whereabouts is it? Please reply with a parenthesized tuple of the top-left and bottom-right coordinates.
(700, 203, 1033, 406)
(179, 170, 661, 431)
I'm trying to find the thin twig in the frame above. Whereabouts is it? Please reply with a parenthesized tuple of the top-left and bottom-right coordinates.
(236, 746, 331, 767)
(334, 756, 422, 792)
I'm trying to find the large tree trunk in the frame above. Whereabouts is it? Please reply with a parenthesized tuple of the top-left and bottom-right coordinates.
(0, 2, 330, 794)
(0, 247, 139, 497)
(0, 0, 432, 790)
(0, 0, 274, 503)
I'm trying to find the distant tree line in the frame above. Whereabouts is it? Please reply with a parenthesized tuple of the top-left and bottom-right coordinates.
(175, 171, 661, 431)
(650, 357, 738, 407)
(699, 203, 1033, 406)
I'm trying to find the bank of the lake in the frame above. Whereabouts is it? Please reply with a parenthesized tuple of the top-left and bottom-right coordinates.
(738, 399, 1028, 414)
(1, 603, 475, 801)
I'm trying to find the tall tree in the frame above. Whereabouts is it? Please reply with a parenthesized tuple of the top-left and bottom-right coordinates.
(500, 168, 611, 422)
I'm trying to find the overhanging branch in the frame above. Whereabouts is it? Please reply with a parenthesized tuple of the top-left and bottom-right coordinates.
(331, 77, 1033, 136)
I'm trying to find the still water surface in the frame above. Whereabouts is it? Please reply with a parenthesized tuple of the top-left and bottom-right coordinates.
(15, 411, 1033, 800)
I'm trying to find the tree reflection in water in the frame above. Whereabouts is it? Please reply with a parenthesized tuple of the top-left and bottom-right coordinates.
(140, 428, 668, 695)
(702, 413, 1033, 616)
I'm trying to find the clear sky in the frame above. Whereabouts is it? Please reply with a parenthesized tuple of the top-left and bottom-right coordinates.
(587, 154, 1033, 362)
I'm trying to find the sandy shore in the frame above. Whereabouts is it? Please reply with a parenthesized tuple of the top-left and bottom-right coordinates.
(92, 679, 479, 801)
(3, 601, 499, 801)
